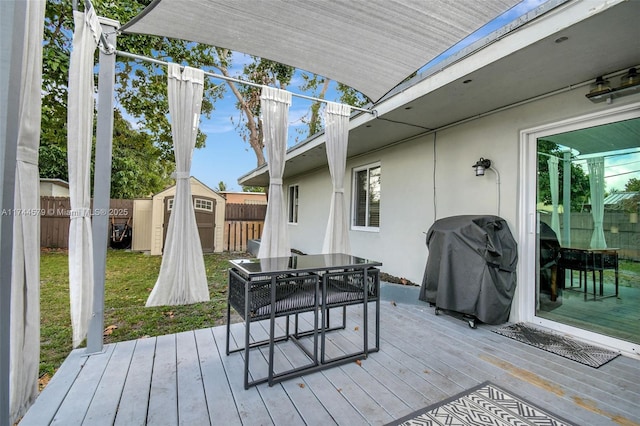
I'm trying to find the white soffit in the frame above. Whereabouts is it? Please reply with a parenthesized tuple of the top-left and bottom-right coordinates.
(121, 0, 521, 102)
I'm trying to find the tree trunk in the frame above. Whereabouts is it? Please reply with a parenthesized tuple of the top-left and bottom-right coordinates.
(308, 78, 331, 136)
(216, 59, 266, 167)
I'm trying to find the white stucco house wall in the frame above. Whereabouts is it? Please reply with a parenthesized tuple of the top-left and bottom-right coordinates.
(239, 0, 640, 356)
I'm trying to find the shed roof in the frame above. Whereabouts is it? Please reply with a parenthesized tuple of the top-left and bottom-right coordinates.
(604, 192, 639, 206)
(152, 176, 223, 199)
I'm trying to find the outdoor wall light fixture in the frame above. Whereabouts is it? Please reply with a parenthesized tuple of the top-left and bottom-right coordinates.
(472, 157, 492, 176)
(472, 157, 501, 215)
(586, 67, 640, 103)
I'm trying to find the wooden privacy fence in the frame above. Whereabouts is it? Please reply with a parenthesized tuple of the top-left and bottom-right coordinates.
(223, 203, 266, 252)
(40, 197, 133, 249)
(41, 199, 265, 252)
(542, 212, 639, 260)
(225, 203, 267, 221)
(223, 221, 263, 252)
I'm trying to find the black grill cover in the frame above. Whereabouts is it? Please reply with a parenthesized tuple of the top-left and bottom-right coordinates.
(419, 215, 518, 325)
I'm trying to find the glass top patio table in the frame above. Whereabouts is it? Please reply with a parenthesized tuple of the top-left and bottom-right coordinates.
(229, 253, 382, 276)
(227, 253, 382, 388)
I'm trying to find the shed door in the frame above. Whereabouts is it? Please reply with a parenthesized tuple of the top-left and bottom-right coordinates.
(193, 196, 216, 253)
(163, 196, 216, 253)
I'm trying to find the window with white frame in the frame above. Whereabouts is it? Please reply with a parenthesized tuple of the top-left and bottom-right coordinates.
(352, 163, 380, 229)
(288, 184, 299, 223)
(168, 197, 214, 212)
(194, 198, 213, 211)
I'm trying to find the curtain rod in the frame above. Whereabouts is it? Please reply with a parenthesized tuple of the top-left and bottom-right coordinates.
(537, 152, 565, 161)
(115, 50, 373, 114)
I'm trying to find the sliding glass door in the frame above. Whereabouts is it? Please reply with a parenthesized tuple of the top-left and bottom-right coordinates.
(535, 116, 640, 345)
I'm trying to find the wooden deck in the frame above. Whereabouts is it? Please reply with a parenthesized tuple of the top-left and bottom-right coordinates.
(539, 281, 640, 344)
(21, 292, 640, 425)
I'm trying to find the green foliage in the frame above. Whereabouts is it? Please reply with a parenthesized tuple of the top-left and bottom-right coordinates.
(625, 178, 640, 192)
(39, 144, 68, 181)
(42, 0, 370, 183)
(537, 140, 591, 212)
(619, 179, 640, 212)
(298, 74, 329, 138)
(39, 109, 171, 198)
(241, 185, 266, 193)
(215, 181, 227, 192)
(294, 75, 370, 142)
(230, 57, 295, 161)
(41, 0, 222, 195)
(336, 82, 369, 107)
(109, 110, 171, 198)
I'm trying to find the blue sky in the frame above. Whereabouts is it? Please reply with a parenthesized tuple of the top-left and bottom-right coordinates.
(191, 60, 323, 191)
(189, 0, 549, 192)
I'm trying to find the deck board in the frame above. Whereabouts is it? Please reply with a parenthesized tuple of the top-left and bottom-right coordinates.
(147, 334, 178, 426)
(390, 302, 640, 424)
(84, 339, 136, 426)
(114, 338, 155, 426)
(20, 298, 640, 426)
(176, 331, 210, 425)
(193, 328, 242, 426)
(51, 344, 116, 425)
(210, 326, 274, 425)
(20, 348, 87, 425)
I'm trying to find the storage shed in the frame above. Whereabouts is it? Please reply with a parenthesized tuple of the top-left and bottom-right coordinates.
(132, 177, 225, 255)
(39, 178, 70, 196)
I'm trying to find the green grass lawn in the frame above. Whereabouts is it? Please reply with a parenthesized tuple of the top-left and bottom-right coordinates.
(39, 249, 249, 383)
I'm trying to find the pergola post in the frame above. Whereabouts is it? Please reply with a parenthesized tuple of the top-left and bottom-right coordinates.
(87, 18, 119, 354)
(1, 1, 25, 422)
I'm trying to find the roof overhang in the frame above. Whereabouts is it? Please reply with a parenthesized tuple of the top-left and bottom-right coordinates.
(238, 0, 640, 187)
(121, 0, 521, 102)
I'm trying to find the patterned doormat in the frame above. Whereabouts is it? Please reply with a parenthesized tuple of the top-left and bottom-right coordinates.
(386, 381, 575, 426)
(492, 323, 620, 368)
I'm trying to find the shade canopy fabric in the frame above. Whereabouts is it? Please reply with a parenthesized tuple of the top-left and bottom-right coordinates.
(10, 1, 45, 422)
(322, 102, 352, 255)
(146, 63, 209, 306)
(67, 9, 99, 348)
(257, 87, 292, 258)
(121, 0, 521, 102)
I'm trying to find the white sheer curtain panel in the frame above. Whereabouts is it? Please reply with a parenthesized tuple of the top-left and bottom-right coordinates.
(547, 156, 561, 245)
(587, 157, 607, 249)
(258, 87, 292, 258)
(146, 63, 209, 306)
(322, 102, 351, 254)
(67, 9, 100, 348)
(9, 1, 46, 422)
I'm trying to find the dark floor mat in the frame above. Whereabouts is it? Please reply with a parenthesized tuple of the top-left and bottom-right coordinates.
(492, 323, 620, 368)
